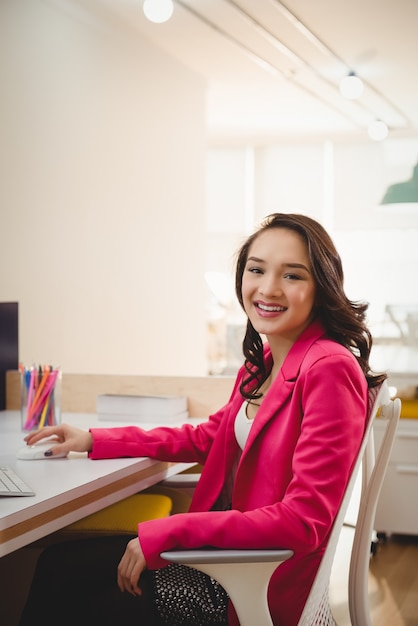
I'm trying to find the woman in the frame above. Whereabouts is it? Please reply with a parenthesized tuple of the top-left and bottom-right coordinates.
(20, 213, 385, 626)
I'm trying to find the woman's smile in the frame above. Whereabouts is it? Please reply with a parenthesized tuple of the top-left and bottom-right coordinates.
(254, 301, 288, 316)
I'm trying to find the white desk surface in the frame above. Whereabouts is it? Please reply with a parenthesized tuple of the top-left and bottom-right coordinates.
(0, 411, 196, 557)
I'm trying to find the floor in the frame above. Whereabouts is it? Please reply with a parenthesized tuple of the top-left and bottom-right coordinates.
(329, 526, 418, 626)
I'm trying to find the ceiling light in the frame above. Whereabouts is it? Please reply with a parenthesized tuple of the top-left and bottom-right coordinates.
(339, 72, 364, 100)
(143, 0, 174, 24)
(368, 119, 388, 142)
(381, 161, 418, 205)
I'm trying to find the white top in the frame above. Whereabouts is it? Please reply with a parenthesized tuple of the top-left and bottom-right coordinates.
(234, 402, 254, 450)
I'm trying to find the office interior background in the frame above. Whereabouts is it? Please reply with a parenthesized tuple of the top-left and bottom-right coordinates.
(1, 0, 418, 379)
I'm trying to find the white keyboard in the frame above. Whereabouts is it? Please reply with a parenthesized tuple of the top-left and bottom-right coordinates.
(0, 466, 35, 496)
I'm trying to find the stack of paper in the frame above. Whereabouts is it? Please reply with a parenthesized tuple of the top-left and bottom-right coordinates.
(96, 394, 188, 423)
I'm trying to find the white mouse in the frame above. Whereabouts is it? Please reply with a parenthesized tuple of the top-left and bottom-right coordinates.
(17, 441, 68, 460)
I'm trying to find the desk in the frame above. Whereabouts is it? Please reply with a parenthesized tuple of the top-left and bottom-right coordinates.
(0, 411, 195, 557)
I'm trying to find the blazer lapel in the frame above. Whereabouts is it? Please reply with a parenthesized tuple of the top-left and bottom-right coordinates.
(243, 319, 327, 448)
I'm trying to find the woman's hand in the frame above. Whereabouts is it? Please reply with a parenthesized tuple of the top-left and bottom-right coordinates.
(117, 538, 147, 596)
(23, 424, 93, 456)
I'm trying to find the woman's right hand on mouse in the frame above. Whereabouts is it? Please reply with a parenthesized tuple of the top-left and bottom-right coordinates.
(23, 424, 93, 455)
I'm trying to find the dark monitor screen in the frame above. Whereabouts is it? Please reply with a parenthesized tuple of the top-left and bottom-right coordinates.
(0, 302, 19, 410)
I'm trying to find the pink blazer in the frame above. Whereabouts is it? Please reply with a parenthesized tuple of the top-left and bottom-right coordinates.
(90, 320, 368, 626)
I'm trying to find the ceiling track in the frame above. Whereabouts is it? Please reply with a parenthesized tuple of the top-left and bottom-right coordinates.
(175, 0, 412, 130)
(274, 0, 412, 127)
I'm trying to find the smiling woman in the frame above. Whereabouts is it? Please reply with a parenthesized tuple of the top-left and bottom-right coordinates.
(19, 213, 386, 626)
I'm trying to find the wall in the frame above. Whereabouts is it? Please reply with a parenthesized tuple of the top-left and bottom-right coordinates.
(0, 0, 208, 376)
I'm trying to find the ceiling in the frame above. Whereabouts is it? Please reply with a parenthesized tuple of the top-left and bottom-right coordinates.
(101, 0, 418, 144)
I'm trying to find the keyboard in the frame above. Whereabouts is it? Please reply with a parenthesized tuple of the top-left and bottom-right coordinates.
(0, 466, 35, 496)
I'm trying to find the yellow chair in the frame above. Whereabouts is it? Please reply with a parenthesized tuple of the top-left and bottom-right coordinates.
(64, 493, 173, 537)
(34, 493, 173, 546)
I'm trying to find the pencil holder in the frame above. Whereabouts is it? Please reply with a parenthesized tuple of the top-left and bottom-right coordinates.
(20, 366, 62, 432)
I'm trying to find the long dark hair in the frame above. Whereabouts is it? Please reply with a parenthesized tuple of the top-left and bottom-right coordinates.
(235, 213, 386, 399)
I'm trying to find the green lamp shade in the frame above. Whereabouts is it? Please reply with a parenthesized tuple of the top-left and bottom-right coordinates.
(381, 162, 418, 204)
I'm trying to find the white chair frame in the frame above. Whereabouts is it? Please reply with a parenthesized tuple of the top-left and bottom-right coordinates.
(161, 382, 401, 626)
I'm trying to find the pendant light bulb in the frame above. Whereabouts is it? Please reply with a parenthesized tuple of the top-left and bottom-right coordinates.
(368, 119, 388, 141)
(143, 0, 174, 24)
(339, 72, 364, 100)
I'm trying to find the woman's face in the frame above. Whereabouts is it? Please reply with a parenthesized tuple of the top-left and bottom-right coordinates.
(241, 227, 317, 344)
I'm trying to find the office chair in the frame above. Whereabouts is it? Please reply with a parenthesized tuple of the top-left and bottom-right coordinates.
(161, 382, 401, 626)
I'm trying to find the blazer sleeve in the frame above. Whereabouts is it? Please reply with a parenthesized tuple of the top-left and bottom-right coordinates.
(88, 373, 243, 464)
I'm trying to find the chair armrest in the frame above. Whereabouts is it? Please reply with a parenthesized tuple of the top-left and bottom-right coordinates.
(161, 548, 294, 564)
(160, 549, 294, 626)
(158, 474, 200, 489)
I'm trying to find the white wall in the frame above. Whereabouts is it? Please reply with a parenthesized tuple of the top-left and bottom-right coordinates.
(0, 0, 208, 376)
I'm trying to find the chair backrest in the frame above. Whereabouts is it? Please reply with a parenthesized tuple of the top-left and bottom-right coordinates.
(161, 382, 401, 626)
(298, 381, 400, 626)
(348, 385, 401, 626)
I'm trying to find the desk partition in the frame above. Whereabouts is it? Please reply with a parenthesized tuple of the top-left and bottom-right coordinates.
(5, 371, 235, 417)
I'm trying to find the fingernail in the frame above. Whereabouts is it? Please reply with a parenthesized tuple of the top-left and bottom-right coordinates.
(44, 450, 52, 457)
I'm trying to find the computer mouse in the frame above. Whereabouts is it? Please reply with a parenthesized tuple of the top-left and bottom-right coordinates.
(17, 441, 68, 460)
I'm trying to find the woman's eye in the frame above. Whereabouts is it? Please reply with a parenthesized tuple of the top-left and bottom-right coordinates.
(284, 273, 301, 280)
(247, 267, 263, 274)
